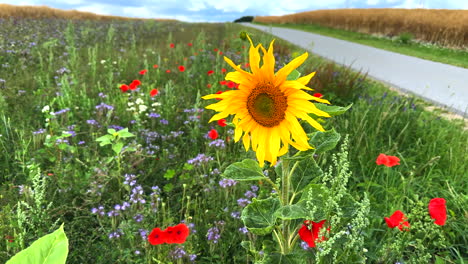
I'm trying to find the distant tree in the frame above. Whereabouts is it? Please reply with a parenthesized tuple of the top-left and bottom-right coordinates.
(234, 16, 254, 23)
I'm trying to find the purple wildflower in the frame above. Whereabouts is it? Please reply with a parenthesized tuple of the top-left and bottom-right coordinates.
(237, 198, 251, 207)
(187, 154, 214, 166)
(219, 178, 237, 188)
(53, 108, 70, 115)
(95, 102, 114, 111)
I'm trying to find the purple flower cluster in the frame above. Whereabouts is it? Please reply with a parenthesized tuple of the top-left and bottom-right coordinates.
(86, 119, 99, 126)
(208, 139, 225, 148)
(53, 108, 70, 115)
(123, 174, 137, 186)
(237, 185, 259, 207)
(230, 211, 241, 219)
(239, 226, 249, 234)
(219, 178, 237, 188)
(108, 229, 124, 239)
(33, 128, 46, 135)
(169, 246, 187, 259)
(138, 228, 148, 240)
(95, 102, 114, 111)
(148, 112, 161, 118)
(183, 108, 204, 113)
(187, 153, 214, 166)
(206, 220, 225, 244)
(130, 185, 146, 204)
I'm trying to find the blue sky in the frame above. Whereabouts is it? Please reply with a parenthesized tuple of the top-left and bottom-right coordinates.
(1, 0, 467, 22)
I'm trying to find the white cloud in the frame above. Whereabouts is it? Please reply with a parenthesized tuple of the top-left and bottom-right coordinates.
(367, 0, 380, 5)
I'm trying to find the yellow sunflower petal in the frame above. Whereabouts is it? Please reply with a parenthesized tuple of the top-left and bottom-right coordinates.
(247, 35, 261, 74)
(297, 71, 316, 86)
(242, 132, 250, 151)
(275, 52, 308, 86)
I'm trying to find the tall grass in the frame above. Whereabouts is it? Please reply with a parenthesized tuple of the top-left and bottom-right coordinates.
(254, 8, 468, 49)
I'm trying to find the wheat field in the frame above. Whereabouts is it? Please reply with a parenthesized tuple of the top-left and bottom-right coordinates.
(254, 8, 468, 49)
(0, 4, 174, 21)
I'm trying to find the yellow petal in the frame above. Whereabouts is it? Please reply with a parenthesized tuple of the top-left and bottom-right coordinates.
(297, 71, 316, 86)
(242, 132, 250, 151)
(275, 52, 308, 86)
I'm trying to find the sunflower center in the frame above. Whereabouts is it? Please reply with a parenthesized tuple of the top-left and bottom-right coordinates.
(247, 83, 287, 127)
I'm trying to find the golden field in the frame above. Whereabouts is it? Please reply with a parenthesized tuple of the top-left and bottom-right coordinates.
(254, 8, 468, 49)
(0, 4, 174, 21)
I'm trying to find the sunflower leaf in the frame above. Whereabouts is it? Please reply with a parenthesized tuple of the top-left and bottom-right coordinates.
(222, 159, 266, 181)
(313, 103, 352, 116)
(275, 202, 308, 220)
(290, 156, 323, 195)
(309, 129, 341, 154)
(6, 224, 68, 264)
(242, 197, 281, 235)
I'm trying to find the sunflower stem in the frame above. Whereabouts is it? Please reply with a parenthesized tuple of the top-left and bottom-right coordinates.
(281, 158, 291, 254)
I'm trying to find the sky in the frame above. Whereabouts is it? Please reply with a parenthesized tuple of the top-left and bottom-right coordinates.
(1, 0, 467, 22)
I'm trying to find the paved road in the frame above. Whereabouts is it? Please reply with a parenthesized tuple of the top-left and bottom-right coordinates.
(242, 23, 468, 116)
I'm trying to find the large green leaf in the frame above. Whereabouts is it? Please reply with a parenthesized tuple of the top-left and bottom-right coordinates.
(308, 129, 341, 154)
(7, 224, 68, 264)
(275, 203, 308, 220)
(242, 197, 281, 235)
(223, 159, 266, 181)
(290, 157, 323, 195)
(313, 103, 352, 116)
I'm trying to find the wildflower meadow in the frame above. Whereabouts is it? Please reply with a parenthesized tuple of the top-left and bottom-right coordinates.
(0, 17, 467, 264)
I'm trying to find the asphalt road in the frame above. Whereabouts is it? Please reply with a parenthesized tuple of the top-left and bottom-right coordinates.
(242, 23, 468, 116)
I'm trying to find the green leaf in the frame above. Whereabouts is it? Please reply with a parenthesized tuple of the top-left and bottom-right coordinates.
(7, 224, 68, 264)
(223, 159, 266, 181)
(107, 128, 116, 135)
(275, 203, 308, 220)
(112, 142, 124, 155)
(313, 103, 352, 117)
(242, 197, 281, 235)
(163, 169, 176, 180)
(117, 128, 135, 138)
(163, 183, 174, 192)
(286, 69, 301, 81)
(290, 157, 323, 195)
(240, 241, 252, 251)
(308, 129, 341, 154)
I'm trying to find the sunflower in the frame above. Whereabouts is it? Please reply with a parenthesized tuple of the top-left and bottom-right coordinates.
(203, 36, 331, 167)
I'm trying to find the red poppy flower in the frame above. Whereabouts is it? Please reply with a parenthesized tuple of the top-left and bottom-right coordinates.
(166, 69, 171, 73)
(217, 119, 227, 127)
(164, 224, 190, 244)
(178, 65, 185, 72)
(132, 80, 141, 86)
(298, 220, 328, 248)
(153, 64, 159, 69)
(139, 69, 148, 75)
(120, 84, 129, 92)
(244, 63, 250, 68)
(227, 81, 236, 89)
(207, 70, 214, 76)
(429, 198, 446, 226)
(148, 228, 167, 245)
(313, 93, 323, 98)
(219, 80, 227, 85)
(376, 153, 400, 167)
(213, 48, 218, 52)
(206, 84, 212, 88)
(188, 43, 193, 46)
(170, 43, 175, 48)
(150, 89, 159, 97)
(208, 129, 218, 140)
(221, 68, 227, 73)
(384, 210, 410, 231)
(219, 51, 223, 55)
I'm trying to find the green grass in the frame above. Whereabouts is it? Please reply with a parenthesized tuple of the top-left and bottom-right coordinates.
(0, 18, 466, 263)
(254, 22, 468, 69)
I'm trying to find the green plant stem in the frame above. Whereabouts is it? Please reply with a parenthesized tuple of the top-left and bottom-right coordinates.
(280, 159, 291, 254)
